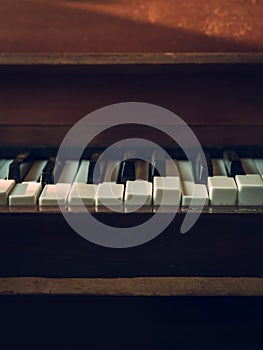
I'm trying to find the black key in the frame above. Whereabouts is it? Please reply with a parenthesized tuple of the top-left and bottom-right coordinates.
(87, 153, 104, 184)
(117, 159, 136, 184)
(41, 157, 56, 186)
(223, 150, 245, 177)
(193, 152, 213, 184)
(8, 152, 32, 182)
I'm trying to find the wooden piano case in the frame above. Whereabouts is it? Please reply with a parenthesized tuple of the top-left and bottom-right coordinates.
(1, 2, 263, 348)
(0, 0, 263, 297)
(1, 53, 263, 350)
(0, 52, 263, 294)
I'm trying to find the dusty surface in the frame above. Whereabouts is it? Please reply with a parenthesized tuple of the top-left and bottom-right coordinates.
(1, 277, 263, 296)
(0, 0, 262, 52)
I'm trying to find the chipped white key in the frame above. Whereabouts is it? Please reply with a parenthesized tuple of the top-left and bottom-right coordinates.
(0, 159, 13, 179)
(207, 176, 237, 206)
(255, 159, 263, 177)
(95, 182, 124, 206)
(0, 179, 16, 205)
(74, 160, 90, 183)
(181, 181, 209, 206)
(124, 180, 152, 206)
(235, 174, 263, 206)
(68, 182, 97, 206)
(58, 161, 79, 183)
(153, 176, 181, 206)
(39, 183, 71, 206)
(9, 182, 42, 206)
(177, 161, 209, 206)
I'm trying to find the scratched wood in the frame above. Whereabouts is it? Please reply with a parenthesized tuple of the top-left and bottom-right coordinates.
(1, 277, 263, 296)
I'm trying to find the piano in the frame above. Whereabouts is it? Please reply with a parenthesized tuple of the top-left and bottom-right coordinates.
(0, 52, 263, 282)
(1, 1, 263, 347)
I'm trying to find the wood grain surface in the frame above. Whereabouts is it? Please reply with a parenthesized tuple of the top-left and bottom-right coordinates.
(0, 58, 262, 131)
(1, 52, 263, 66)
(1, 277, 263, 296)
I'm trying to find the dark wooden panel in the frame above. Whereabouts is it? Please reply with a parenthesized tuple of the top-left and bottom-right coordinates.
(0, 63, 262, 128)
(1, 295, 263, 349)
(1, 125, 263, 147)
(0, 210, 262, 278)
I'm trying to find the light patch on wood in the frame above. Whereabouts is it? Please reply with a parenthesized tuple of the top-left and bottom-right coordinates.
(0, 277, 263, 296)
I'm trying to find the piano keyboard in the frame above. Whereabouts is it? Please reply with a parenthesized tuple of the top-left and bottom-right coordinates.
(0, 151, 263, 208)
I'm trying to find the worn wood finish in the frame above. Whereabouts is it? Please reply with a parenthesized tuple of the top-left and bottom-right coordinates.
(1, 53, 263, 66)
(0, 210, 262, 278)
(0, 59, 262, 141)
(1, 277, 263, 296)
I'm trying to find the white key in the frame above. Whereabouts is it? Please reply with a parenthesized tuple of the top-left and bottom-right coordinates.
(235, 174, 263, 206)
(58, 161, 79, 183)
(212, 159, 227, 176)
(0, 159, 5, 170)
(208, 159, 237, 206)
(68, 182, 97, 206)
(235, 158, 263, 206)
(177, 160, 194, 181)
(0, 159, 13, 179)
(153, 176, 181, 206)
(0, 179, 16, 205)
(177, 161, 209, 206)
(207, 176, 237, 206)
(165, 159, 180, 176)
(124, 180, 152, 206)
(95, 182, 124, 206)
(255, 159, 263, 177)
(74, 160, 90, 183)
(180, 181, 209, 206)
(20, 162, 32, 180)
(241, 158, 259, 174)
(24, 160, 47, 182)
(9, 182, 42, 206)
(39, 183, 71, 206)
(103, 160, 120, 182)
